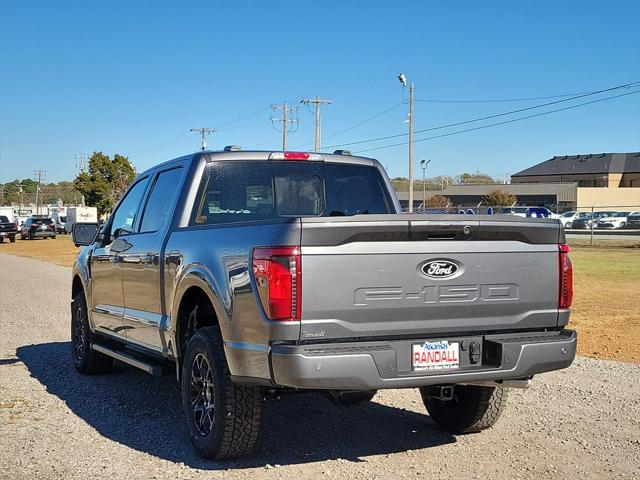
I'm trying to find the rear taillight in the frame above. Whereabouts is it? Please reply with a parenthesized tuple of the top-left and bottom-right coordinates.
(252, 247, 301, 321)
(558, 244, 573, 309)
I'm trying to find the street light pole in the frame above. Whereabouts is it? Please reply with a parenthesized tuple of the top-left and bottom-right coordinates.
(420, 159, 431, 211)
(408, 82, 415, 212)
(397, 74, 415, 212)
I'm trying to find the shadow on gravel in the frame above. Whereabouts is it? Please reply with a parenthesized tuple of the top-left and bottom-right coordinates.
(18, 341, 455, 469)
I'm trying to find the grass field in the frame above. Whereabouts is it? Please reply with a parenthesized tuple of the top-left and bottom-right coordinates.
(1, 235, 638, 363)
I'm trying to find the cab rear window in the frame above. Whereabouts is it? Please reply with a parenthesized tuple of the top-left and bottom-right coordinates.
(191, 161, 392, 225)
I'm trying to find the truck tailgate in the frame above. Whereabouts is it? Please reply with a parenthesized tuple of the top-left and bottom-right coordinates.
(299, 215, 563, 341)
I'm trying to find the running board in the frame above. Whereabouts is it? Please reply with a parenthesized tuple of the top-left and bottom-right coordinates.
(91, 343, 165, 376)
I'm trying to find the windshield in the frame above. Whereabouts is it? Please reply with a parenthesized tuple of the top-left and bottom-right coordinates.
(192, 161, 393, 225)
(59, 216, 67, 222)
(613, 212, 629, 217)
(561, 212, 576, 217)
(0, 216, 10, 223)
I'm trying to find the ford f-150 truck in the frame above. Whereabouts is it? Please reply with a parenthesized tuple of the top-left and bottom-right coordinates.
(70, 148, 576, 460)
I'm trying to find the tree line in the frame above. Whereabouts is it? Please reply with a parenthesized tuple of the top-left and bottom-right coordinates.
(1, 152, 136, 216)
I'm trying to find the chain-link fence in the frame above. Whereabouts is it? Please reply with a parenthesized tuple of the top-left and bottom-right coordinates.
(413, 203, 640, 245)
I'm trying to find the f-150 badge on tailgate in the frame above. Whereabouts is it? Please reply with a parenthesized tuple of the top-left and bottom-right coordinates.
(421, 260, 460, 279)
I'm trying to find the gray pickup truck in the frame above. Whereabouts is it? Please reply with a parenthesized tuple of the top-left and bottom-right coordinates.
(70, 148, 576, 460)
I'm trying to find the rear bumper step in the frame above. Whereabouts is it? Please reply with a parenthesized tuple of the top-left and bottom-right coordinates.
(91, 343, 166, 376)
(270, 329, 576, 390)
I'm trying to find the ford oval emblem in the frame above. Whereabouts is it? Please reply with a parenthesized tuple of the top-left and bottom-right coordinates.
(421, 260, 460, 279)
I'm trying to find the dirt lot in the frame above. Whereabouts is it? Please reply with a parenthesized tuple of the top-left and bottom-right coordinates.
(2, 235, 638, 363)
(1, 253, 639, 480)
(568, 246, 640, 363)
(0, 234, 78, 267)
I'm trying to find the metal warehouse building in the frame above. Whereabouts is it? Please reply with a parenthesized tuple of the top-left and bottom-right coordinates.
(395, 152, 640, 211)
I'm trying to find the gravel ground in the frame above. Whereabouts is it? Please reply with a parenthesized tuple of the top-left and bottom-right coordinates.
(1, 253, 639, 479)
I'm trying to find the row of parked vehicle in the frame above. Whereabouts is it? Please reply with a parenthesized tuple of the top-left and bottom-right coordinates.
(0, 214, 64, 242)
(558, 210, 640, 229)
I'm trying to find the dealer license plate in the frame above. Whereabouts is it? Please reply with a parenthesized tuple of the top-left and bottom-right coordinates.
(412, 340, 459, 371)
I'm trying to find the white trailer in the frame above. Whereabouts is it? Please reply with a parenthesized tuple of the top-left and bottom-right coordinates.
(0, 206, 14, 223)
(65, 206, 98, 233)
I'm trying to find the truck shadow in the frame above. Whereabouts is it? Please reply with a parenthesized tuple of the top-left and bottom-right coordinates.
(17, 341, 456, 469)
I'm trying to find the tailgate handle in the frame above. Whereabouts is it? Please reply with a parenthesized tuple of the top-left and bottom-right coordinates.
(425, 227, 470, 240)
(426, 231, 458, 240)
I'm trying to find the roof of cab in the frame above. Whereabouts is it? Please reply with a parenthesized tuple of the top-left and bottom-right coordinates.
(135, 149, 382, 179)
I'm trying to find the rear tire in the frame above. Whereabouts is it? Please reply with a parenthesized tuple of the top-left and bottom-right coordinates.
(71, 292, 113, 374)
(421, 385, 508, 434)
(181, 326, 262, 460)
(9, 235, 15, 243)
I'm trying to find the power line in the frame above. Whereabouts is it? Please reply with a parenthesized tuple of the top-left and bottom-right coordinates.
(354, 89, 640, 154)
(213, 106, 270, 129)
(190, 128, 216, 151)
(301, 97, 333, 152)
(290, 102, 404, 150)
(270, 102, 299, 150)
(415, 91, 597, 103)
(326, 80, 640, 150)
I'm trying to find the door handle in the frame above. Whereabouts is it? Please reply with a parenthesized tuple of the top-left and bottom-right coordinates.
(121, 255, 142, 264)
(166, 250, 182, 265)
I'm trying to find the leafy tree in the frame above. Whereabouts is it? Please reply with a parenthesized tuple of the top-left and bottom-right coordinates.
(483, 189, 516, 207)
(74, 152, 136, 215)
(456, 172, 497, 184)
(425, 195, 450, 208)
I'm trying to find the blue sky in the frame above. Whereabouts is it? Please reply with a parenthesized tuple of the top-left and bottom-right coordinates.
(1, 1, 639, 183)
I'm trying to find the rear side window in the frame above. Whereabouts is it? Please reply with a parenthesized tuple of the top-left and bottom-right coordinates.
(140, 167, 183, 232)
(192, 161, 391, 225)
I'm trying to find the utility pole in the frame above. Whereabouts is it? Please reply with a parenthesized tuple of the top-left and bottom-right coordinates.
(301, 97, 333, 152)
(75, 154, 88, 173)
(190, 128, 216, 151)
(271, 102, 299, 150)
(74, 155, 88, 206)
(34, 169, 46, 214)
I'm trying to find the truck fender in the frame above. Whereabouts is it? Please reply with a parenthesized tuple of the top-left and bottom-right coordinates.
(169, 263, 230, 359)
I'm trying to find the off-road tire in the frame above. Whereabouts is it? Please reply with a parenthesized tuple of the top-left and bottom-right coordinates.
(71, 292, 113, 374)
(9, 235, 15, 243)
(181, 326, 262, 460)
(421, 385, 508, 434)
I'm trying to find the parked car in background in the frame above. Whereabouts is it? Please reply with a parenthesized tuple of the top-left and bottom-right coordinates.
(499, 206, 557, 218)
(596, 211, 633, 229)
(0, 215, 17, 243)
(498, 207, 529, 217)
(20, 216, 56, 240)
(626, 211, 640, 229)
(51, 211, 67, 234)
(558, 211, 578, 228)
(571, 211, 617, 229)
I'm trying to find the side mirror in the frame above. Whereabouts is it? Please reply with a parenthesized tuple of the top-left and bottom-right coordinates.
(72, 222, 100, 247)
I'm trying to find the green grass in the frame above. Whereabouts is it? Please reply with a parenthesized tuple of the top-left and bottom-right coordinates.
(569, 247, 640, 282)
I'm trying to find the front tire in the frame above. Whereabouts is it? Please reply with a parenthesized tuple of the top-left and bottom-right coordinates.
(181, 326, 262, 460)
(71, 292, 113, 374)
(421, 385, 508, 434)
(9, 235, 15, 243)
